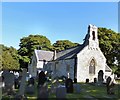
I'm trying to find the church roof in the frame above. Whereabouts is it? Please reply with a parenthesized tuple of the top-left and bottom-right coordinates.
(35, 50, 54, 61)
(56, 44, 84, 60)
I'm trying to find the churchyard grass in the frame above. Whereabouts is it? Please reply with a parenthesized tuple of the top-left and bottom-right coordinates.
(27, 83, 120, 100)
(2, 81, 120, 99)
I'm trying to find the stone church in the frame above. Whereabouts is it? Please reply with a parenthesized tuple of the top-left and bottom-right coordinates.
(28, 24, 112, 82)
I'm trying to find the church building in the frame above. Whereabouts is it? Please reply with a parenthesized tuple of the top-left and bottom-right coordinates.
(28, 24, 112, 82)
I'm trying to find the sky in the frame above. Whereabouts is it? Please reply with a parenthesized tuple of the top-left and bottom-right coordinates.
(2, 2, 118, 49)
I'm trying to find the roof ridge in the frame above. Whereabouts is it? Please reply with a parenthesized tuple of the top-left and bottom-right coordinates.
(57, 44, 81, 53)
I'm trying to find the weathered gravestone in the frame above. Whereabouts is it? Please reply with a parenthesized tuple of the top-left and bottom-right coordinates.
(38, 71, 47, 86)
(98, 70, 104, 83)
(106, 76, 115, 95)
(94, 78, 97, 83)
(56, 85, 66, 99)
(73, 83, 80, 93)
(65, 78, 73, 93)
(28, 77, 35, 85)
(86, 79, 89, 83)
(2, 70, 15, 95)
(37, 83, 49, 99)
(26, 77, 35, 94)
(15, 68, 27, 99)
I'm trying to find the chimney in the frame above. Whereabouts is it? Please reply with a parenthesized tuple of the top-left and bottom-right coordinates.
(53, 50, 56, 60)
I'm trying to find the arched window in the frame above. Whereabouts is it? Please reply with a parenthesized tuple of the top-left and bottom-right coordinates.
(89, 59, 95, 74)
(92, 31, 95, 40)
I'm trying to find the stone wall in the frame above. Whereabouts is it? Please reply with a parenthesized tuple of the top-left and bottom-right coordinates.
(77, 46, 106, 82)
(49, 59, 75, 80)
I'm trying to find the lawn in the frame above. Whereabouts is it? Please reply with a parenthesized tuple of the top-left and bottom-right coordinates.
(23, 83, 120, 99)
(2, 81, 120, 100)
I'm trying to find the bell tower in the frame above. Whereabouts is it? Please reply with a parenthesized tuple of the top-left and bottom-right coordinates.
(87, 24, 99, 49)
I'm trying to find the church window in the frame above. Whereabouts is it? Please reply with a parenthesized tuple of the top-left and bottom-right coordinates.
(89, 59, 95, 74)
(92, 31, 95, 40)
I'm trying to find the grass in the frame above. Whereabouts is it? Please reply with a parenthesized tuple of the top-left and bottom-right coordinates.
(2, 81, 120, 100)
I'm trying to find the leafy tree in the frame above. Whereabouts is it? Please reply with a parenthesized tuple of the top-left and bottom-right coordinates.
(18, 34, 53, 68)
(0, 44, 20, 70)
(98, 28, 120, 76)
(53, 40, 79, 52)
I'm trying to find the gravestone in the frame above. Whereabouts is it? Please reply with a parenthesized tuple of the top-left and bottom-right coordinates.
(37, 83, 49, 99)
(86, 79, 89, 83)
(3, 71, 15, 95)
(26, 77, 35, 94)
(65, 78, 73, 93)
(73, 83, 80, 93)
(38, 71, 46, 86)
(28, 77, 34, 85)
(106, 76, 115, 95)
(56, 85, 66, 99)
(98, 70, 104, 83)
(94, 78, 97, 83)
(15, 68, 27, 99)
(26, 85, 35, 95)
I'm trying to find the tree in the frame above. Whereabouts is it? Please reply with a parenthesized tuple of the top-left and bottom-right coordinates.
(18, 34, 53, 68)
(53, 40, 79, 52)
(0, 44, 20, 70)
(98, 28, 120, 76)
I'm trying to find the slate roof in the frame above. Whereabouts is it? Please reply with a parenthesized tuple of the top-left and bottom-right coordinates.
(56, 44, 84, 60)
(35, 50, 54, 61)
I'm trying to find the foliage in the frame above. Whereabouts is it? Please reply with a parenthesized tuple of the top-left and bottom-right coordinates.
(53, 40, 79, 52)
(0, 44, 20, 70)
(18, 35, 52, 57)
(18, 35, 53, 68)
(98, 28, 120, 76)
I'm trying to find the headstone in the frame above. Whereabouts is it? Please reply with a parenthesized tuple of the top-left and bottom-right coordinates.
(56, 85, 66, 99)
(26, 85, 35, 95)
(3, 71, 15, 95)
(15, 68, 27, 99)
(28, 77, 34, 85)
(37, 83, 49, 99)
(106, 76, 115, 95)
(38, 71, 47, 86)
(94, 78, 97, 83)
(26, 77, 35, 94)
(65, 78, 73, 93)
(86, 79, 89, 83)
(73, 83, 80, 93)
(98, 70, 104, 83)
